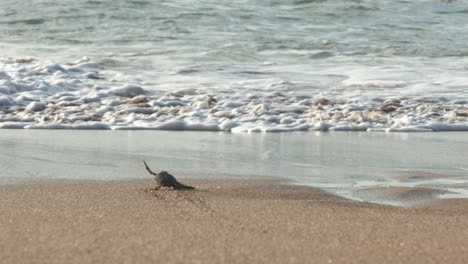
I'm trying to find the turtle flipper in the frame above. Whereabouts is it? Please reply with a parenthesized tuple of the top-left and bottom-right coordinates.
(173, 181, 195, 190)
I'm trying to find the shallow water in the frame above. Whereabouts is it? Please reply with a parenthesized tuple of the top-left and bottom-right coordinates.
(0, 130, 466, 206)
(1, 0, 467, 132)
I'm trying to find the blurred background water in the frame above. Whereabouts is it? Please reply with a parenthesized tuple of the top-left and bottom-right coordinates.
(1, 0, 468, 99)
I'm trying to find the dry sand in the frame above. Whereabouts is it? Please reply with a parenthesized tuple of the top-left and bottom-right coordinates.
(1, 178, 468, 264)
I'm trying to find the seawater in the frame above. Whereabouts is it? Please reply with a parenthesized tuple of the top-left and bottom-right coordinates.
(0, 0, 467, 131)
(0, 130, 467, 206)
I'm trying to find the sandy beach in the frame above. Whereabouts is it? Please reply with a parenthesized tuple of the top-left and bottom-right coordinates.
(2, 0, 468, 263)
(1, 178, 468, 264)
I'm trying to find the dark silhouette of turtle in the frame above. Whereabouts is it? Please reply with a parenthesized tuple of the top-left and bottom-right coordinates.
(143, 161, 194, 190)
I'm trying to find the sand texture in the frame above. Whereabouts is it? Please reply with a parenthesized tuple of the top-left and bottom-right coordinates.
(1, 178, 468, 264)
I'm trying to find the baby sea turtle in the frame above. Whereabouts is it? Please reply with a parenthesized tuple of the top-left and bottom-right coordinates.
(143, 161, 195, 190)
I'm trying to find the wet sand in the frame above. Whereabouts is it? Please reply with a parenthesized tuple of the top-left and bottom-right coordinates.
(1, 178, 468, 264)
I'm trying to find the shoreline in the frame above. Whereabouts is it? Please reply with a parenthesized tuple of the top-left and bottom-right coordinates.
(1, 178, 468, 263)
(1, 130, 467, 207)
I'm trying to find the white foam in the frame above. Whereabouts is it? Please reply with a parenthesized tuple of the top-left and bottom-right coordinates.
(0, 122, 28, 129)
(0, 58, 467, 132)
(424, 123, 468, 132)
(0, 95, 12, 106)
(330, 124, 370, 131)
(25, 102, 46, 113)
(0, 71, 10, 80)
(111, 84, 146, 98)
(26, 122, 110, 130)
(386, 127, 434, 133)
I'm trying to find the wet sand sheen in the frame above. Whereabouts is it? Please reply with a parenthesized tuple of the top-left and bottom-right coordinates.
(1, 178, 468, 263)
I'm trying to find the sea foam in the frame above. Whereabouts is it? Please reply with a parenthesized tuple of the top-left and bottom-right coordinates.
(0, 58, 467, 132)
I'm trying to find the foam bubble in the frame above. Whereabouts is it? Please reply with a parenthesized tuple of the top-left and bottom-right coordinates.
(111, 84, 146, 98)
(25, 102, 46, 113)
(0, 95, 12, 106)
